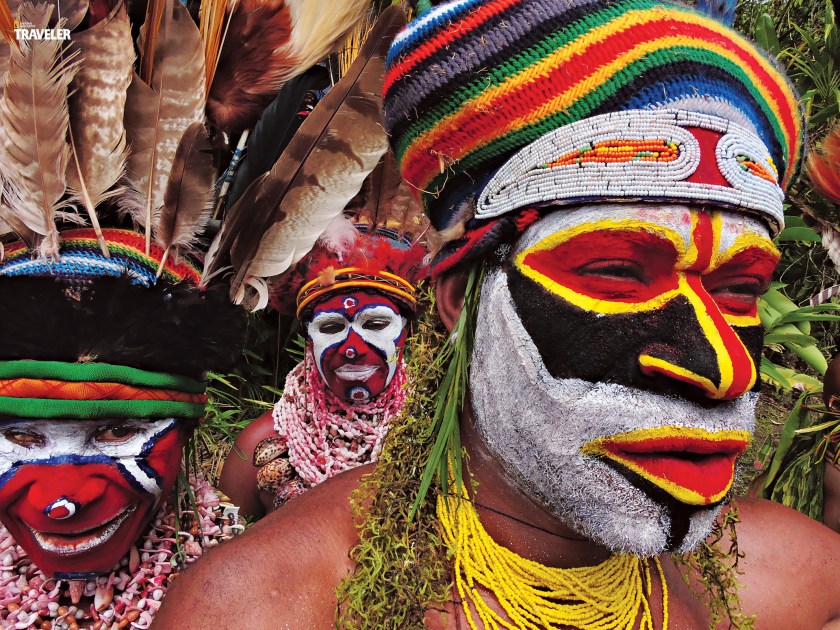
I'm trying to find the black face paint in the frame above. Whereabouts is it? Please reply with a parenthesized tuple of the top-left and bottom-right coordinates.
(505, 264, 764, 405)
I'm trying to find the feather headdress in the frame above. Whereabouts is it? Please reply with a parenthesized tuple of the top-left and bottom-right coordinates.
(0, 0, 375, 270)
(0, 0, 380, 373)
(205, 0, 370, 136)
(204, 6, 409, 310)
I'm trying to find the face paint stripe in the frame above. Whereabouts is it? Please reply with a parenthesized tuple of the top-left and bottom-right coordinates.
(682, 274, 756, 398)
(638, 355, 719, 397)
(687, 211, 714, 271)
(581, 427, 750, 505)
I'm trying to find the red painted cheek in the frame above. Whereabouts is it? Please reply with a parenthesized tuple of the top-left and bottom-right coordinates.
(520, 229, 680, 303)
(322, 330, 390, 402)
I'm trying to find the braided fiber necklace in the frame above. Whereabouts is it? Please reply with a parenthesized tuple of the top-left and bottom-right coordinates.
(437, 491, 669, 630)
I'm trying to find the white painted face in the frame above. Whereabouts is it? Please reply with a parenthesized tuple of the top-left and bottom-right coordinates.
(468, 204, 774, 556)
(0, 419, 178, 499)
(306, 292, 408, 403)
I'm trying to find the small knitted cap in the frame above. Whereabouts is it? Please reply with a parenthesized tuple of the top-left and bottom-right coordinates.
(383, 0, 804, 271)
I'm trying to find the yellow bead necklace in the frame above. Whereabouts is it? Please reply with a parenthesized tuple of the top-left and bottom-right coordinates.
(437, 491, 669, 630)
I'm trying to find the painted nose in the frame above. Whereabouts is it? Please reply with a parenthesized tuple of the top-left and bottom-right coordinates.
(337, 328, 368, 360)
(27, 475, 108, 518)
(44, 497, 79, 519)
(639, 274, 757, 400)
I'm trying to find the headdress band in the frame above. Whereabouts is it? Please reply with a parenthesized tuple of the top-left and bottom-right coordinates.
(0, 361, 207, 420)
(295, 267, 417, 318)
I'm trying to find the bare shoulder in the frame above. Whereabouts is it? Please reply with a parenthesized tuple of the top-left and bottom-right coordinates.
(726, 498, 840, 627)
(218, 411, 277, 519)
(152, 464, 371, 629)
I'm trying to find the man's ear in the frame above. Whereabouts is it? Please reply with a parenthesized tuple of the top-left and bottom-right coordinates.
(434, 270, 470, 332)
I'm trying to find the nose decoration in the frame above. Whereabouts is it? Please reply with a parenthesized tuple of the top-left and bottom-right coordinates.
(345, 347, 357, 359)
(44, 497, 79, 520)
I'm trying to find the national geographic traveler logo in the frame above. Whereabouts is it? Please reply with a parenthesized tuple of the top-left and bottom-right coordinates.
(13, 20, 70, 41)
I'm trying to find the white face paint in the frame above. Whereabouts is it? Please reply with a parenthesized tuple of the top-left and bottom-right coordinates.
(0, 418, 177, 501)
(468, 205, 765, 556)
(306, 295, 407, 402)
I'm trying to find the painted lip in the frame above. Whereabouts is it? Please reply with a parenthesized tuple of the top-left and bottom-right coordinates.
(30, 506, 134, 556)
(581, 427, 750, 506)
(334, 365, 379, 381)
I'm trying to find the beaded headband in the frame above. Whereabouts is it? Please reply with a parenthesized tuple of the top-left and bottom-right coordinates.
(383, 0, 804, 268)
(0, 229, 202, 286)
(296, 267, 417, 318)
(476, 109, 785, 232)
(271, 225, 428, 318)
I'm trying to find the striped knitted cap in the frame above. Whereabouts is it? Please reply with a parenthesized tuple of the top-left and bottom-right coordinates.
(383, 0, 803, 271)
(0, 229, 202, 286)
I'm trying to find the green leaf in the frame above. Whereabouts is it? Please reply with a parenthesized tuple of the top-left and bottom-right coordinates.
(760, 357, 792, 389)
(781, 215, 807, 229)
(774, 312, 840, 324)
(763, 331, 817, 346)
(755, 12, 782, 55)
(776, 226, 822, 242)
(762, 392, 809, 492)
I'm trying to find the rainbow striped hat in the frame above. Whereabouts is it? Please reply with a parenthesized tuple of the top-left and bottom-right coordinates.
(383, 0, 804, 271)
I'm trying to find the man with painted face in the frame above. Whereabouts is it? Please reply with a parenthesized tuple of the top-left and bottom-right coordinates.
(219, 222, 426, 519)
(0, 231, 247, 628)
(155, 0, 840, 627)
(0, 2, 249, 624)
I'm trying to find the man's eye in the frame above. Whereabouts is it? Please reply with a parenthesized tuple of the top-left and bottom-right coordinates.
(318, 321, 346, 335)
(709, 282, 764, 302)
(362, 318, 391, 331)
(94, 425, 141, 444)
(575, 260, 651, 284)
(2, 429, 45, 448)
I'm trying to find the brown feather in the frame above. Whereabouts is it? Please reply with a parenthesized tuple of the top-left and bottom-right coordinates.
(66, 0, 133, 255)
(206, 0, 292, 135)
(156, 121, 215, 255)
(125, 0, 205, 251)
(57, 0, 91, 31)
(0, 200, 36, 247)
(0, 0, 14, 45)
(220, 6, 407, 306)
(198, 0, 229, 91)
(0, 2, 80, 258)
(207, 0, 370, 136)
(0, 0, 23, 102)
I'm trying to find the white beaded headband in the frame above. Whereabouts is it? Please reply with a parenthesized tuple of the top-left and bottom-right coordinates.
(476, 109, 785, 235)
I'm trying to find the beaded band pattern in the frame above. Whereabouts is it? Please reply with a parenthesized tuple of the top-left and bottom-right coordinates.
(476, 109, 785, 234)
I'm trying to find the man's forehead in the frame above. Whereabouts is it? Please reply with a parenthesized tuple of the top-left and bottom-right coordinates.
(513, 204, 772, 254)
(311, 292, 401, 316)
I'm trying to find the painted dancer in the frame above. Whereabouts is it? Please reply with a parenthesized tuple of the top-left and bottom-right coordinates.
(156, 0, 840, 628)
(0, 0, 372, 625)
(219, 223, 426, 519)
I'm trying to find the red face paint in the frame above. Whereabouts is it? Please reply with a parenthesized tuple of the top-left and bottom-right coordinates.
(306, 292, 408, 404)
(0, 419, 186, 577)
(512, 208, 779, 400)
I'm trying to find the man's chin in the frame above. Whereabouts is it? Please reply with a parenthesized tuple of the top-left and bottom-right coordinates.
(523, 457, 725, 557)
